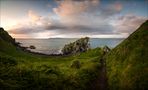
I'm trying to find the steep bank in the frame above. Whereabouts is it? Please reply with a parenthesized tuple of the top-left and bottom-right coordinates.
(106, 20, 148, 89)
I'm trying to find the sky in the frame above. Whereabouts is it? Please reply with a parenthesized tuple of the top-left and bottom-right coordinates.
(0, 0, 148, 38)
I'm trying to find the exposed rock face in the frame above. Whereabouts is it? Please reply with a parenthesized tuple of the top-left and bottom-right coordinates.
(62, 37, 90, 55)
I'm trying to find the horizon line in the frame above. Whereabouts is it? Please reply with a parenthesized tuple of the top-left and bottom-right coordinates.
(15, 37, 126, 39)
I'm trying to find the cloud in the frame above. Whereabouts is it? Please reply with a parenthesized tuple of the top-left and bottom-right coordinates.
(8, 23, 57, 39)
(28, 10, 41, 23)
(28, 10, 53, 27)
(8, 2, 122, 38)
(45, 23, 115, 36)
(47, 0, 123, 37)
(53, 0, 100, 25)
(8, 0, 146, 39)
(53, 0, 122, 24)
(54, 0, 99, 17)
(9, 10, 54, 35)
(111, 14, 147, 34)
(8, 25, 47, 34)
(99, 2, 122, 19)
(51, 0, 123, 34)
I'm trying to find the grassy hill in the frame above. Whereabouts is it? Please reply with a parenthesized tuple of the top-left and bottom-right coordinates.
(0, 27, 104, 90)
(106, 20, 148, 90)
(1, 20, 147, 90)
(0, 28, 15, 44)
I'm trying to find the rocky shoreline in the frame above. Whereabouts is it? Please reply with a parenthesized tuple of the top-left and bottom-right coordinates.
(16, 43, 63, 56)
(16, 37, 90, 56)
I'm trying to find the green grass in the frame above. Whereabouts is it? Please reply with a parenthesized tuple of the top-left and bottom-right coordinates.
(1, 20, 148, 90)
(106, 20, 148, 90)
(0, 32, 103, 90)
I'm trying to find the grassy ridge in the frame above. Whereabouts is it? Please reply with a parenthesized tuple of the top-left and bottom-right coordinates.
(0, 28, 104, 89)
(106, 20, 148, 90)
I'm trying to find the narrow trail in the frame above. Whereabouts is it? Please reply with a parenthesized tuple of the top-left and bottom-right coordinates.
(91, 50, 108, 90)
(97, 56, 108, 90)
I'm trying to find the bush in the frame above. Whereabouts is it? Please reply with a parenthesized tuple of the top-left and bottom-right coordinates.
(71, 60, 81, 69)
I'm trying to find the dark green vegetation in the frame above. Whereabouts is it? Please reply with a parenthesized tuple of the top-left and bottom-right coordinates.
(0, 27, 105, 90)
(0, 20, 148, 90)
(106, 20, 148, 90)
(0, 28, 15, 44)
(62, 37, 90, 55)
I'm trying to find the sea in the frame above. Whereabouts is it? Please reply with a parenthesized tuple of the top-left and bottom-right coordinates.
(16, 38, 124, 55)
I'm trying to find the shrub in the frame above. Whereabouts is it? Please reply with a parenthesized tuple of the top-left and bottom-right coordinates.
(71, 60, 81, 69)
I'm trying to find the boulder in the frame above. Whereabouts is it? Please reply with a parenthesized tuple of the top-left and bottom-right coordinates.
(29, 45, 36, 49)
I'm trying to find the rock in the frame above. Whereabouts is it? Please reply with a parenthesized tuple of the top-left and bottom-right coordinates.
(62, 37, 90, 55)
(29, 45, 36, 49)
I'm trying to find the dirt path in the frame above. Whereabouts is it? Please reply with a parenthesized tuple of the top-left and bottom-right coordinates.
(91, 52, 108, 90)
(98, 57, 108, 90)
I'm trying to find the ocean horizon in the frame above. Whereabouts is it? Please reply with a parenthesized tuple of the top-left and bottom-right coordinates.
(16, 38, 124, 55)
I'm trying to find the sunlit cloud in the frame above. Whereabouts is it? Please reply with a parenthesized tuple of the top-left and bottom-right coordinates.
(0, 0, 147, 38)
(28, 10, 40, 22)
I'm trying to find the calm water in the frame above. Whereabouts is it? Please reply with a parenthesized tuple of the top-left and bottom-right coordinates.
(16, 38, 124, 54)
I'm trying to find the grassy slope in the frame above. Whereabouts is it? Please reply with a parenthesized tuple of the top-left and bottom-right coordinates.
(106, 20, 148, 90)
(0, 28, 103, 90)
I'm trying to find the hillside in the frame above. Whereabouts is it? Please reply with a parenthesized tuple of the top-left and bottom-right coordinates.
(106, 20, 148, 89)
(1, 20, 147, 90)
(0, 28, 104, 90)
(0, 28, 15, 44)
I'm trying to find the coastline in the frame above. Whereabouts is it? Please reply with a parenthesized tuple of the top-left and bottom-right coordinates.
(17, 44, 63, 56)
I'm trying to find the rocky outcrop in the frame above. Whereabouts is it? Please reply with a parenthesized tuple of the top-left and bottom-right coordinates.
(62, 37, 90, 55)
